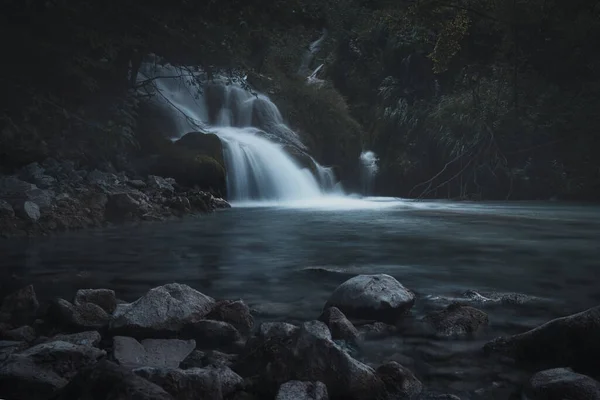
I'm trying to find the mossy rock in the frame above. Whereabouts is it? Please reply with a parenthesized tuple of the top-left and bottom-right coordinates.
(174, 132, 225, 167)
(151, 144, 227, 197)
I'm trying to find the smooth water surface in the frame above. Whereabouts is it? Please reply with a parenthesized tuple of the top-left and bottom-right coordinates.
(2, 200, 599, 397)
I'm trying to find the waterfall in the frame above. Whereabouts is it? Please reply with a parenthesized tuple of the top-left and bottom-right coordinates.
(359, 151, 379, 195)
(137, 59, 338, 202)
(299, 30, 327, 77)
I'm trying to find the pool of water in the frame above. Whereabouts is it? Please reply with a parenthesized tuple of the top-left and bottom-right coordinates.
(2, 199, 599, 398)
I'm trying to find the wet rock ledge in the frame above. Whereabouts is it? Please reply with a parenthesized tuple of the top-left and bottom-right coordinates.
(1, 274, 599, 400)
(0, 159, 230, 238)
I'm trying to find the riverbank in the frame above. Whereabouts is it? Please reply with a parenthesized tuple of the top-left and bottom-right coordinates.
(0, 159, 230, 238)
(0, 275, 598, 400)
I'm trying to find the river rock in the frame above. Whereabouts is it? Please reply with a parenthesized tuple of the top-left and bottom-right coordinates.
(276, 381, 329, 400)
(423, 303, 489, 337)
(105, 191, 150, 221)
(128, 179, 147, 189)
(0, 340, 27, 362)
(0, 199, 14, 217)
(18, 162, 45, 182)
(181, 350, 238, 369)
(113, 336, 196, 369)
(49, 298, 111, 331)
(325, 274, 415, 323)
(15, 200, 41, 221)
(50, 331, 101, 347)
(259, 322, 299, 339)
(525, 368, 600, 399)
(463, 290, 539, 305)
(376, 361, 422, 400)
(110, 283, 215, 338)
(187, 319, 242, 350)
(211, 196, 231, 209)
(318, 306, 359, 342)
(134, 365, 244, 400)
(0, 325, 36, 342)
(0, 341, 106, 400)
(0, 176, 54, 208)
(54, 360, 173, 400)
(0, 284, 39, 326)
(484, 305, 600, 374)
(87, 169, 119, 186)
(235, 320, 385, 399)
(148, 175, 175, 192)
(74, 288, 117, 313)
(207, 299, 254, 335)
(180, 350, 206, 369)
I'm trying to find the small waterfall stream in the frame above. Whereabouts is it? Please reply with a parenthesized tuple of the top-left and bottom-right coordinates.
(360, 151, 379, 195)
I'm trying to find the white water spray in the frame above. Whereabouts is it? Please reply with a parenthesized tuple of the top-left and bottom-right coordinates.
(360, 151, 379, 195)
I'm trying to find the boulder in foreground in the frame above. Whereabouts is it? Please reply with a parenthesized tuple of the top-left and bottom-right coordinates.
(113, 336, 196, 369)
(484, 305, 600, 374)
(276, 381, 329, 400)
(325, 274, 415, 323)
(525, 368, 600, 400)
(54, 360, 173, 400)
(109, 283, 215, 338)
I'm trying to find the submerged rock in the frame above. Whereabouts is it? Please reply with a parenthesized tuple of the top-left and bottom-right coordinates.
(423, 303, 488, 337)
(134, 365, 243, 400)
(376, 361, 422, 400)
(325, 274, 415, 323)
(113, 336, 196, 369)
(74, 288, 118, 314)
(206, 300, 254, 335)
(484, 305, 600, 374)
(109, 283, 215, 338)
(525, 368, 600, 400)
(318, 306, 359, 342)
(276, 381, 329, 400)
(0, 285, 39, 326)
(235, 320, 385, 399)
(54, 360, 173, 400)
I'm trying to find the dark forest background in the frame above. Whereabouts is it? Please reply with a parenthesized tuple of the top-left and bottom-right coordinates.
(1, 0, 599, 200)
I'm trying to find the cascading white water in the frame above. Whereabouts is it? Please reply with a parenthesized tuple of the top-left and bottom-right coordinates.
(360, 151, 379, 195)
(137, 59, 336, 202)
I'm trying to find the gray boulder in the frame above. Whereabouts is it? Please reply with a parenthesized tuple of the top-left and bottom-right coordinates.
(187, 319, 242, 350)
(235, 320, 385, 399)
(325, 274, 415, 323)
(74, 288, 117, 313)
(484, 305, 600, 374)
(205, 300, 252, 334)
(0, 325, 36, 342)
(105, 192, 150, 221)
(0, 340, 27, 362)
(0, 341, 105, 400)
(319, 307, 359, 342)
(128, 179, 147, 189)
(180, 350, 238, 369)
(87, 169, 119, 186)
(50, 331, 101, 347)
(147, 175, 175, 192)
(113, 336, 196, 369)
(54, 360, 173, 400)
(134, 365, 243, 400)
(376, 361, 422, 399)
(276, 381, 329, 400)
(14, 200, 41, 221)
(49, 298, 111, 331)
(423, 303, 489, 337)
(110, 283, 215, 338)
(0, 285, 39, 326)
(525, 368, 600, 400)
(0, 199, 14, 217)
